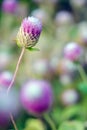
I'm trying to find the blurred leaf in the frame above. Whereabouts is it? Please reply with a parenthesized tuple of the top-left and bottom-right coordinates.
(78, 82, 87, 93)
(24, 118, 46, 130)
(69, 26, 78, 39)
(60, 105, 80, 121)
(27, 47, 40, 51)
(58, 121, 84, 130)
(51, 107, 62, 124)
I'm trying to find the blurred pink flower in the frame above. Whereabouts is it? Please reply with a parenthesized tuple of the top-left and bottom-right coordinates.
(20, 80, 53, 115)
(0, 71, 12, 88)
(64, 42, 83, 61)
(2, 0, 17, 14)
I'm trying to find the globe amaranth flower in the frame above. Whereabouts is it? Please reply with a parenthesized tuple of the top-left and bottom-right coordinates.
(64, 42, 83, 61)
(2, 0, 17, 14)
(20, 80, 53, 115)
(16, 16, 42, 48)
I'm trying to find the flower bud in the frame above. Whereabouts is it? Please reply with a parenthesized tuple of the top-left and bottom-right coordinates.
(20, 80, 53, 115)
(16, 16, 42, 48)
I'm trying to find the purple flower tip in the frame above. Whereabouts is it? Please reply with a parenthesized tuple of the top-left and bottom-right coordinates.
(22, 16, 42, 34)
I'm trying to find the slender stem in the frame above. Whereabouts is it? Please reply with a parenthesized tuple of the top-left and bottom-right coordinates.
(7, 47, 25, 94)
(44, 114, 56, 130)
(77, 64, 87, 83)
(10, 113, 18, 130)
(7, 48, 25, 130)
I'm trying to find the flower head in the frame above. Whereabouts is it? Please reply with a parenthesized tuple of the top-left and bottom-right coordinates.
(16, 16, 42, 48)
(20, 80, 53, 115)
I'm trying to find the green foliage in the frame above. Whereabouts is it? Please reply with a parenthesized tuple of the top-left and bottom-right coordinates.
(78, 82, 87, 93)
(60, 105, 80, 121)
(24, 118, 46, 130)
(58, 121, 84, 130)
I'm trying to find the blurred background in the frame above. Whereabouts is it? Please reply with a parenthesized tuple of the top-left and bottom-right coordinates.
(1, 0, 87, 130)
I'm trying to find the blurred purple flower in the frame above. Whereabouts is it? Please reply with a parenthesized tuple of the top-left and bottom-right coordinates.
(64, 42, 83, 61)
(2, 0, 17, 14)
(20, 80, 53, 115)
(0, 71, 12, 88)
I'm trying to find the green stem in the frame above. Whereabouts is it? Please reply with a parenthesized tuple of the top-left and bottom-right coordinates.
(77, 64, 87, 83)
(7, 48, 25, 130)
(7, 47, 25, 94)
(44, 114, 56, 130)
(77, 65, 87, 119)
